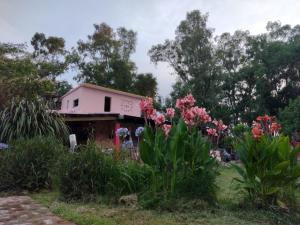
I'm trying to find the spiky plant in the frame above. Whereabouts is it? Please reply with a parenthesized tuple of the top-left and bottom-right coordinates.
(0, 98, 68, 143)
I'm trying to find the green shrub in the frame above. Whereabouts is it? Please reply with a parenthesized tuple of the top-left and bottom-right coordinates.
(233, 133, 300, 209)
(0, 98, 69, 143)
(279, 97, 300, 135)
(232, 123, 250, 139)
(0, 136, 65, 192)
(139, 119, 219, 208)
(59, 143, 150, 201)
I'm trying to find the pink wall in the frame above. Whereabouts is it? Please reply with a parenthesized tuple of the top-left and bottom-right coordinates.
(60, 86, 143, 117)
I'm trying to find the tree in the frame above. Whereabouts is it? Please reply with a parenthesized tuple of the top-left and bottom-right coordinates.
(279, 97, 300, 135)
(149, 10, 220, 111)
(132, 73, 157, 97)
(71, 23, 137, 92)
(31, 32, 68, 80)
(70, 23, 158, 97)
(56, 80, 72, 97)
(0, 43, 55, 108)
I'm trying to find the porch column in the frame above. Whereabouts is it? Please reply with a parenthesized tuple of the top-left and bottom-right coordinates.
(114, 122, 121, 152)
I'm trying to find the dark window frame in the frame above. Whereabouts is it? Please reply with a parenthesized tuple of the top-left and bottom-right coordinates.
(73, 99, 79, 107)
(104, 96, 111, 112)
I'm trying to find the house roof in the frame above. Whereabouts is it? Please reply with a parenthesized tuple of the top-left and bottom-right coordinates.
(62, 83, 145, 99)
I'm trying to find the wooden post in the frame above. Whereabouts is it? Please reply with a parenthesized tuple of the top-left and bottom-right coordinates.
(114, 122, 121, 152)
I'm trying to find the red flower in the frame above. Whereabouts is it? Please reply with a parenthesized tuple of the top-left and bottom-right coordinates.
(271, 122, 281, 134)
(256, 115, 273, 125)
(166, 107, 175, 119)
(163, 124, 172, 136)
(154, 114, 165, 125)
(252, 122, 263, 139)
(207, 128, 218, 137)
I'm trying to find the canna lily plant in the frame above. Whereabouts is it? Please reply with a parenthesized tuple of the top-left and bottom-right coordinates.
(138, 94, 222, 207)
(233, 115, 300, 209)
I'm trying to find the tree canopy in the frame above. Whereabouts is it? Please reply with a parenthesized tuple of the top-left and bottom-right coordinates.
(69, 23, 157, 97)
(150, 10, 300, 125)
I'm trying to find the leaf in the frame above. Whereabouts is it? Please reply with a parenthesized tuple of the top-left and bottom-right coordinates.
(274, 161, 289, 171)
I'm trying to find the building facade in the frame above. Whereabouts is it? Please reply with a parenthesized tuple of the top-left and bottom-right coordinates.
(59, 83, 145, 150)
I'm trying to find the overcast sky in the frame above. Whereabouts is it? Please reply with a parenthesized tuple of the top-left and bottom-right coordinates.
(1, 0, 299, 97)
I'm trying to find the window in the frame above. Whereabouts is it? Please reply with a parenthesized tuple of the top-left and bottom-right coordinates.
(73, 99, 79, 107)
(104, 96, 111, 112)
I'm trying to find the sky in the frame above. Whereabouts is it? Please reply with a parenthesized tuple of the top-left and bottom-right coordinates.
(1, 0, 300, 97)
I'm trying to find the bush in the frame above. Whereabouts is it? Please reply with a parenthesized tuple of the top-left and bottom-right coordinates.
(0, 98, 69, 143)
(233, 116, 300, 209)
(0, 136, 65, 192)
(59, 143, 150, 201)
(279, 97, 300, 135)
(139, 120, 219, 208)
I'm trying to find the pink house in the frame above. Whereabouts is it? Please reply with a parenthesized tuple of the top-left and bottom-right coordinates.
(59, 83, 145, 149)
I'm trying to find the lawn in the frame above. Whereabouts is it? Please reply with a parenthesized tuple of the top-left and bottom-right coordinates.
(31, 166, 300, 225)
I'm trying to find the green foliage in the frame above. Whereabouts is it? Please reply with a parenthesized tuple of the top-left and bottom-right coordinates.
(139, 119, 218, 208)
(232, 123, 250, 139)
(0, 136, 65, 191)
(149, 10, 220, 112)
(59, 143, 150, 201)
(70, 23, 157, 97)
(0, 98, 69, 143)
(279, 97, 300, 135)
(132, 73, 157, 97)
(233, 133, 300, 208)
(151, 11, 300, 125)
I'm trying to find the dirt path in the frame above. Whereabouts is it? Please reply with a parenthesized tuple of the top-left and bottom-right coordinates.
(0, 196, 75, 225)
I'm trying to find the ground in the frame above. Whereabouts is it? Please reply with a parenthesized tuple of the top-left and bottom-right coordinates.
(0, 195, 75, 225)
(29, 167, 300, 225)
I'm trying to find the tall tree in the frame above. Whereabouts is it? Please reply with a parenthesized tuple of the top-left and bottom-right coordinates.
(149, 10, 221, 111)
(132, 73, 157, 97)
(31, 32, 68, 80)
(71, 23, 137, 91)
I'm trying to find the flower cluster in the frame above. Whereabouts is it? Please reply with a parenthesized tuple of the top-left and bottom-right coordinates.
(135, 126, 144, 137)
(206, 120, 227, 137)
(140, 97, 156, 119)
(140, 94, 227, 138)
(175, 95, 212, 127)
(175, 94, 196, 111)
(166, 107, 175, 119)
(252, 115, 281, 139)
(116, 127, 129, 138)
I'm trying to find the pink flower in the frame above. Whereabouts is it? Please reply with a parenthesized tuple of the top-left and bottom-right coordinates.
(185, 94, 196, 107)
(213, 120, 227, 131)
(175, 94, 196, 111)
(192, 107, 211, 123)
(154, 114, 165, 125)
(166, 107, 175, 119)
(163, 124, 172, 136)
(183, 109, 195, 126)
(207, 128, 218, 136)
(176, 99, 185, 111)
(140, 97, 155, 119)
(140, 97, 153, 111)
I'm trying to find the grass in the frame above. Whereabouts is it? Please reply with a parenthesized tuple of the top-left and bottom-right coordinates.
(31, 166, 300, 225)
